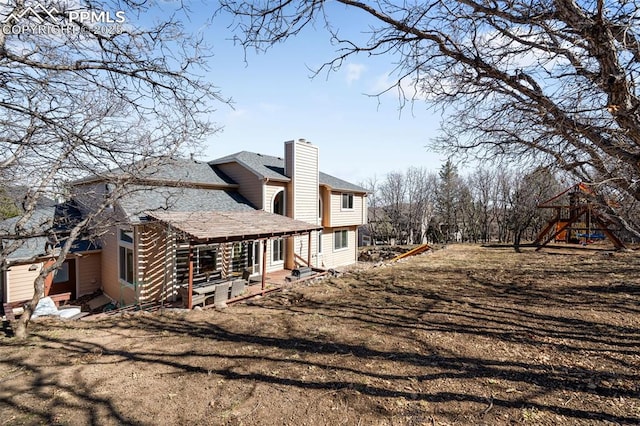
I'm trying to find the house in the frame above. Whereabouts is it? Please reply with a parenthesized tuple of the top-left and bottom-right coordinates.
(1, 139, 368, 308)
(0, 201, 102, 305)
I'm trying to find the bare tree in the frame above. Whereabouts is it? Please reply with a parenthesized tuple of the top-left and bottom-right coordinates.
(218, 0, 640, 236)
(506, 168, 560, 252)
(435, 160, 462, 242)
(379, 171, 406, 244)
(1, 1, 223, 338)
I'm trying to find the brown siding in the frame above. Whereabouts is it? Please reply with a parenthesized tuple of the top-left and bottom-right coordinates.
(321, 186, 331, 227)
(217, 163, 264, 209)
(77, 253, 101, 297)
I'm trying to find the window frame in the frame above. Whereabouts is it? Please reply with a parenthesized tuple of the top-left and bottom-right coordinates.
(334, 230, 349, 251)
(118, 228, 135, 286)
(272, 190, 285, 216)
(341, 193, 354, 210)
(272, 238, 284, 263)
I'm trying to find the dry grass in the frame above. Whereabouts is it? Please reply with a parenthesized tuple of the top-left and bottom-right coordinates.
(1, 244, 639, 425)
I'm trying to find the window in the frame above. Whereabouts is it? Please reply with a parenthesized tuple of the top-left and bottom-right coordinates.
(197, 246, 218, 275)
(334, 230, 348, 250)
(119, 246, 134, 284)
(272, 238, 284, 262)
(53, 262, 69, 283)
(119, 228, 134, 285)
(318, 197, 323, 219)
(120, 229, 133, 244)
(317, 230, 323, 254)
(273, 190, 285, 215)
(341, 193, 354, 210)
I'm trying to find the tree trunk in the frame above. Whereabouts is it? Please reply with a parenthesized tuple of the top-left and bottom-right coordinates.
(14, 273, 47, 339)
(513, 229, 523, 253)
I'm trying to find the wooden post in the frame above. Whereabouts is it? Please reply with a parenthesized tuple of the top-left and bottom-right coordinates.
(261, 239, 267, 294)
(187, 244, 193, 309)
(307, 232, 312, 268)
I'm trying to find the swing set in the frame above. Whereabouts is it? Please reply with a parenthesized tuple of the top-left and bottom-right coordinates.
(533, 183, 627, 251)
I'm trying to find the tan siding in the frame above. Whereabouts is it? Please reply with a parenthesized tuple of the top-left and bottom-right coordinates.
(217, 163, 264, 209)
(265, 183, 288, 213)
(286, 141, 319, 269)
(266, 238, 286, 273)
(100, 225, 126, 304)
(5, 262, 42, 302)
(290, 141, 319, 223)
(316, 227, 358, 269)
(329, 192, 366, 227)
(77, 253, 101, 297)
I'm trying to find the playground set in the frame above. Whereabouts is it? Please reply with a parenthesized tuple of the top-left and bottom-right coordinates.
(533, 183, 627, 250)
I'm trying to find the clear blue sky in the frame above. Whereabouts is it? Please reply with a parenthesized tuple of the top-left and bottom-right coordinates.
(168, 3, 447, 184)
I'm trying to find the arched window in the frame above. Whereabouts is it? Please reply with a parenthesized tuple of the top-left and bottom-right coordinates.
(273, 190, 284, 216)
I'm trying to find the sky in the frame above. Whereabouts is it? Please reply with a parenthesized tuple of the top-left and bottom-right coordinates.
(182, 2, 448, 185)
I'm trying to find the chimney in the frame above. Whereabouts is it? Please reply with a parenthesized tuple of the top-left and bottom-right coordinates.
(283, 138, 319, 221)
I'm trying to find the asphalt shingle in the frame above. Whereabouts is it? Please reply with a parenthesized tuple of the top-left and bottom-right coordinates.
(211, 151, 367, 192)
(118, 185, 256, 223)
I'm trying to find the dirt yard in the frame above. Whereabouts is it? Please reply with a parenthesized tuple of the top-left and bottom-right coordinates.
(1, 244, 639, 425)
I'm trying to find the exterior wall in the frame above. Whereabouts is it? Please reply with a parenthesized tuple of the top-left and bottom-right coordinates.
(320, 186, 331, 227)
(100, 224, 137, 306)
(4, 252, 102, 303)
(329, 191, 367, 227)
(77, 252, 102, 297)
(71, 182, 109, 215)
(316, 226, 358, 269)
(265, 238, 286, 273)
(100, 225, 120, 303)
(264, 182, 288, 214)
(217, 162, 264, 209)
(288, 141, 319, 222)
(138, 223, 175, 302)
(285, 140, 319, 269)
(4, 262, 43, 303)
(265, 182, 289, 273)
(285, 142, 294, 178)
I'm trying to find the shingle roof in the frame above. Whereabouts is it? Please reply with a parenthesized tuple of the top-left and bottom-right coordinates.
(119, 185, 256, 224)
(211, 151, 289, 181)
(210, 151, 367, 192)
(0, 202, 100, 262)
(319, 172, 367, 193)
(126, 158, 236, 186)
(75, 157, 236, 187)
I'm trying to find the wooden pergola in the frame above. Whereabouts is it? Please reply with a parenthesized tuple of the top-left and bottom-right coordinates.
(147, 210, 322, 307)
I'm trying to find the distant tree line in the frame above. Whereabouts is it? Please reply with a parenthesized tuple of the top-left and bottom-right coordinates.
(358, 161, 625, 248)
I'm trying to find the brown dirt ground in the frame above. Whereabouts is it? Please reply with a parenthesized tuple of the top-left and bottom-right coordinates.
(1, 244, 639, 425)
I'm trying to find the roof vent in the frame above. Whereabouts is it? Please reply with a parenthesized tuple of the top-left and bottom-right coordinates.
(298, 138, 306, 143)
